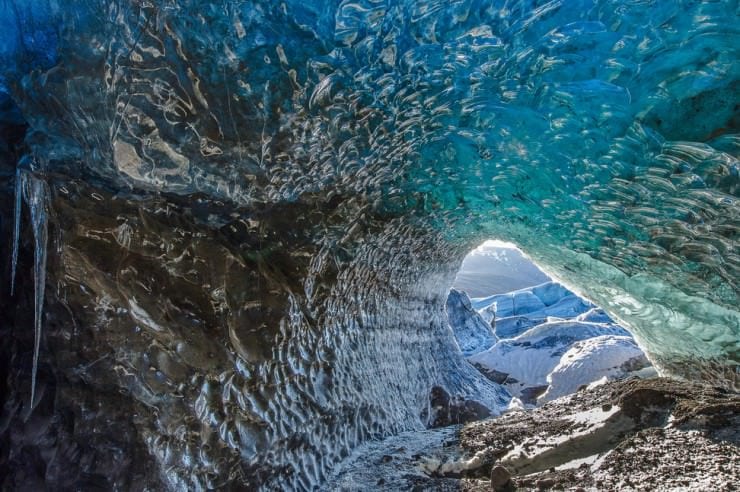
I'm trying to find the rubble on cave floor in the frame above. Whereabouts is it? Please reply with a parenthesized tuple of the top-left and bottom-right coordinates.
(327, 377, 739, 491)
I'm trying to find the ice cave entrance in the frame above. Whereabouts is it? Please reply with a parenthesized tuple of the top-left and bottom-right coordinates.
(447, 240, 656, 406)
(452, 240, 549, 297)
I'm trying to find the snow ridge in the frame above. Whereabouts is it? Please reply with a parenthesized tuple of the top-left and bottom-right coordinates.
(448, 282, 654, 405)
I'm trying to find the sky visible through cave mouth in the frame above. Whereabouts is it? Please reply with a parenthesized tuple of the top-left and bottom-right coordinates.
(453, 240, 551, 298)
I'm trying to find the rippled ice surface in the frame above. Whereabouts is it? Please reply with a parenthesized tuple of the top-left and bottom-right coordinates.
(0, 0, 738, 489)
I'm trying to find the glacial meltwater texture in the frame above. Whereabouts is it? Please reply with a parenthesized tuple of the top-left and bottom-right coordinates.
(0, 0, 738, 489)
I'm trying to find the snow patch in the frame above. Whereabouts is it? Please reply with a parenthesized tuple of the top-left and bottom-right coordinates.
(448, 278, 653, 406)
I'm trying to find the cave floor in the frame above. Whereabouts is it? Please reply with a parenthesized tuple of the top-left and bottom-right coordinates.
(327, 377, 739, 491)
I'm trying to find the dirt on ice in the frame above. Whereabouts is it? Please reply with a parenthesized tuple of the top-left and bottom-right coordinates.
(327, 377, 739, 491)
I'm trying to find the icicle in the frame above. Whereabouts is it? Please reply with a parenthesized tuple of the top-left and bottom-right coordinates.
(23, 173, 48, 405)
(10, 167, 22, 296)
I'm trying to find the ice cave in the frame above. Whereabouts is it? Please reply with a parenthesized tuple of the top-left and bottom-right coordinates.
(0, 0, 738, 490)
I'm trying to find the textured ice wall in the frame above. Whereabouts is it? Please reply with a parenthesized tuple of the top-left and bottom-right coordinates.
(1, 0, 738, 489)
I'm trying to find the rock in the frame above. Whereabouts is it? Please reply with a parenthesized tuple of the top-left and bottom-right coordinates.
(536, 477, 556, 489)
(490, 465, 512, 491)
(426, 386, 492, 428)
(473, 365, 510, 384)
(519, 385, 549, 405)
(460, 378, 740, 491)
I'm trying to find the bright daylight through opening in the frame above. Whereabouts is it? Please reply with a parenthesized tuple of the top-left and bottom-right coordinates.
(447, 241, 656, 406)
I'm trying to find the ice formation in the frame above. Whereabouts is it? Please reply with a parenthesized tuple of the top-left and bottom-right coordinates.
(22, 170, 49, 406)
(540, 335, 652, 402)
(454, 281, 653, 404)
(0, 0, 737, 489)
(446, 288, 498, 356)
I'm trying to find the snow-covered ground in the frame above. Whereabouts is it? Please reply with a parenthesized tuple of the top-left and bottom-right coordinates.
(540, 335, 653, 402)
(447, 280, 655, 406)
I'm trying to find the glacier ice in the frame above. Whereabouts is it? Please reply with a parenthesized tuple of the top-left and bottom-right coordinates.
(10, 168, 21, 296)
(0, 0, 738, 489)
(459, 280, 651, 404)
(446, 288, 498, 356)
(25, 171, 49, 407)
(539, 335, 652, 402)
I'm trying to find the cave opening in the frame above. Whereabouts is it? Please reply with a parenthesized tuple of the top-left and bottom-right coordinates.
(452, 240, 549, 298)
(446, 240, 655, 407)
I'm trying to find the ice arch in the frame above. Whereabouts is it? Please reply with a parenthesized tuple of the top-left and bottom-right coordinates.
(1, 0, 738, 489)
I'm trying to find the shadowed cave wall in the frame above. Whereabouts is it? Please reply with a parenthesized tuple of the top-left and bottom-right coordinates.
(1, 0, 738, 489)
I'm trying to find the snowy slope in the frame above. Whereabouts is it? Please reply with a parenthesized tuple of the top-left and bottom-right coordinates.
(539, 335, 653, 403)
(448, 281, 653, 405)
(467, 319, 632, 401)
